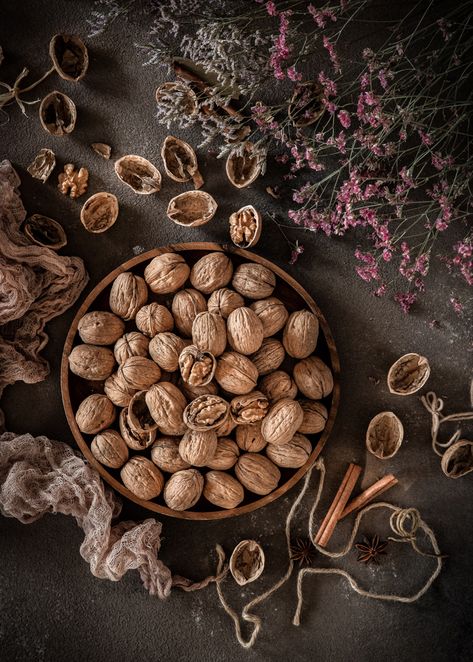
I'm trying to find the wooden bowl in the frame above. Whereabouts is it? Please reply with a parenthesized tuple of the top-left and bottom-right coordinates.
(61, 243, 340, 520)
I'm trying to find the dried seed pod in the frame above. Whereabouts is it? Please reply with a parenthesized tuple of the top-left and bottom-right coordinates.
(179, 429, 218, 466)
(192, 311, 227, 357)
(283, 310, 319, 359)
(167, 190, 217, 227)
(39, 91, 77, 136)
(387, 353, 431, 396)
(235, 454, 280, 495)
(227, 307, 264, 355)
(172, 288, 207, 337)
(78, 310, 125, 346)
(91, 142, 111, 159)
(288, 80, 324, 127)
(155, 81, 198, 118)
(149, 332, 187, 372)
(261, 398, 304, 446)
(266, 433, 312, 468)
(151, 437, 191, 474)
(441, 440, 473, 479)
(206, 438, 239, 470)
(250, 298, 289, 338)
(68, 344, 115, 381)
(75, 394, 115, 435)
(114, 155, 162, 195)
(229, 205, 262, 248)
(127, 390, 159, 435)
(114, 332, 149, 364)
(22, 214, 66, 250)
(230, 391, 269, 424)
(91, 429, 128, 469)
(251, 338, 285, 376)
(27, 148, 55, 183)
(226, 142, 264, 189)
(121, 456, 164, 501)
(109, 272, 148, 321)
(80, 192, 119, 233)
(161, 135, 203, 188)
(118, 356, 161, 392)
(179, 345, 216, 386)
(208, 288, 245, 319)
(215, 351, 259, 395)
(260, 370, 298, 404)
(229, 540, 265, 585)
(144, 253, 190, 294)
(366, 411, 404, 460)
(104, 371, 135, 407)
(119, 406, 156, 450)
(135, 303, 174, 337)
(163, 468, 204, 511)
(298, 400, 328, 434)
(49, 34, 89, 81)
(204, 471, 245, 509)
(180, 379, 219, 402)
(190, 252, 233, 294)
(146, 382, 188, 436)
(293, 356, 334, 400)
(236, 422, 267, 453)
(183, 395, 230, 432)
(232, 262, 276, 300)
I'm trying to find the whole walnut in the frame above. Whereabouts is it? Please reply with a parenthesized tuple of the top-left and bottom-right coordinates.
(68, 344, 115, 381)
(261, 398, 304, 446)
(149, 332, 187, 372)
(203, 471, 244, 509)
(183, 394, 230, 431)
(259, 370, 298, 404)
(283, 310, 319, 359)
(121, 456, 164, 500)
(180, 379, 219, 401)
(232, 262, 276, 300)
(144, 252, 190, 294)
(230, 391, 269, 424)
(215, 351, 258, 395)
(206, 438, 240, 470)
(192, 311, 227, 357)
(151, 437, 190, 473)
(266, 433, 312, 468)
(249, 298, 289, 337)
(109, 272, 148, 321)
(235, 453, 281, 495)
(146, 382, 188, 435)
(171, 288, 207, 337)
(128, 390, 159, 434)
(114, 331, 149, 364)
(251, 338, 286, 376)
(91, 429, 129, 468)
(298, 399, 328, 434)
(226, 307, 264, 355)
(104, 371, 135, 407)
(78, 310, 125, 346)
(236, 422, 267, 452)
(293, 356, 334, 399)
(207, 288, 244, 319)
(118, 356, 161, 391)
(179, 429, 218, 466)
(119, 407, 156, 450)
(163, 468, 204, 511)
(75, 394, 116, 435)
(190, 252, 233, 294)
(135, 303, 174, 337)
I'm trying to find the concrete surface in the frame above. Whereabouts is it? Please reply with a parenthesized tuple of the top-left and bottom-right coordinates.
(0, 1, 472, 661)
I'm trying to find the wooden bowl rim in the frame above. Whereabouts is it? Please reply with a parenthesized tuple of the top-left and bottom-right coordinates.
(61, 242, 340, 520)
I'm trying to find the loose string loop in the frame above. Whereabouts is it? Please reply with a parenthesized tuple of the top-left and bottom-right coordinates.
(421, 389, 473, 457)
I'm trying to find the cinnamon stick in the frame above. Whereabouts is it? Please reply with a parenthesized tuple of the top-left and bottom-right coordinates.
(314, 463, 362, 547)
(339, 474, 398, 520)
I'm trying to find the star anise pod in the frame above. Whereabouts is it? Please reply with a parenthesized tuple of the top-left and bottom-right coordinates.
(355, 535, 388, 565)
(290, 537, 315, 567)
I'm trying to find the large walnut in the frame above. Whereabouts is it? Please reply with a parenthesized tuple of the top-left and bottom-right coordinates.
(163, 468, 204, 511)
(135, 303, 174, 337)
(104, 371, 135, 407)
(215, 352, 258, 395)
(236, 422, 267, 452)
(226, 307, 264, 355)
(68, 344, 115, 381)
(121, 456, 164, 500)
(298, 399, 328, 434)
(251, 338, 285, 376)
(75, 394, 116, 435)
(78, 310, 125, 346)
(146, 382, 188, 435)
(190, 252, 233, 294)
(206, 438, 240, 470)
(261, 398, 304, 446)
(266, 433, 312, 468)
(293, 356, 334, 399)
(179, 429, 218, 466)
(232, 263, 275, 300)
(151, 437, 191, 473)
(283, 310, 319, 359)
(118, 356, 161, 391)
(235, 453, 280, 495)
(109, 272, 148, 321)
(171, 288, 207, 338)
(207, 288, 244, 319)
(203, 471, 244, 509)
(250, 298, 288, 337)
(144, 252, 190, 294)
(91, 429, 129, 468)
(114, 331, 149, 364)
(149, 332, 187, 372)
(259, 370, 298, 404)
(192, 311, 227, 357)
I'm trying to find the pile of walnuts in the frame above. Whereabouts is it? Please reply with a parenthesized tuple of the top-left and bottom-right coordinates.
(68, 251, 333, 512)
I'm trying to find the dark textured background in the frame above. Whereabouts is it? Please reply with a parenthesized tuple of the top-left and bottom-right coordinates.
(0, 1, 472, 661)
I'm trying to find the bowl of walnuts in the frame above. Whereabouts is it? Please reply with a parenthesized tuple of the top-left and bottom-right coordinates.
(61, 243, 340, 519)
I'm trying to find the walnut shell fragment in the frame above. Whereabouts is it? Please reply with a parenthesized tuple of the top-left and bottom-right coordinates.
(179, 345, 216, 386)
(229, 540, 265, 585)
(184, 394, 230, 431)
(80, 192, 119, 233)
(119, 407, 156, 450)
(49, 34, 89, 82)
(387, 353, 431, 396)
(114, 155, 162, 195)
(39, 90, 76, 136)
(229, 205, 262, 249)
(127, 390, 159, 435)
(366, 411, 404, 460)
(161, 135, 203, 188)
(167, 190, 217, 227)
(23, 214, 67, 250)
(155, 81, 198, 118)
(27, 148, 56, 183)
(440, 440, 473, 479)
(226, 142, 264, 189)
(91, 142, 111, 159)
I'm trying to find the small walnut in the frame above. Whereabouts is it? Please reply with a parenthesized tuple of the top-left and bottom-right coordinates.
(251, 338, 285, 376)
(58, 163, 89, 198)
(114, 332, 149, 364)
(214, 415, 238, 438)
(261, 398, 304, 446)
(387, 353, 431, 396)
(118, 356, 161, 391)
(146, 382, 188, 435)
(104, 371, 135, 407)
(91, 429, 129, 469)
(230, 392, 269, 424)
(163, 468, 204, 511)
(80, 192, 119, 233)
(207, 288, 245, 319)
(114, 154, 162, 195)
(78, 310, 125, 346)
(75, 394, 116, 435)
(179, 345, 216, 386)
(366, 411, 404, 459)
(260, 370, 298, 404)
(229, 539, 265, 585)
(151, 437, 191, 473)
(283, 310, 319, 359)
(206, 438, 240, 470)
(144, 253, 190, 294)
(266, 433, 312, 468)
(235, 453, 281, 495)
(293, 356, 334, 399)
(127, 390, 159, 434)
(109, 272, 148, 321)
(119, 406, 156, 450)
(39, 90, 76, 136)
(68, 344, 115, 381)
(190, 252, 233, 294)
(250, 298, 289, 338)
(192, 311, 227, 357)
(179, 429, 218, 466)
(232, 263, 276, 300)
(203, 471, 244, 509)
(167, 190, 217, 227)
(149, 332, 187, 372)
(135, 303, 174, 337)
(229, 205, 262, 248)
(180, 379, 219, 401)
(236, 422, 267, 452)
(298, 400, 328, 434)
(172, 288, 207, 337)
(121, 456, 164, 500)
(183, 395, 230, 431)
(27, 148, 56, 183)
(226, 307, 264, 355)
(215, 352, 258, 395)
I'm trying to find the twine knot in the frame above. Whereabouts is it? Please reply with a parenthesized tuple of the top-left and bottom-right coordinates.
(389, 507, 420, 541)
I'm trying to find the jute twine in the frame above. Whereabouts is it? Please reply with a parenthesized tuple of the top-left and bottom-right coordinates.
(421, 386, 473, 458)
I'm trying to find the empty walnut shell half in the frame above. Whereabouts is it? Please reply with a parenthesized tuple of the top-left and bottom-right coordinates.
(387, 353, 430, 396)
(229, 540, 265, 586)
(80, 192, 119, 233)
(49, 34, 89, 82)
(226, 142, 264, 189)
(440, 439, 473, 479)
(128, 390, 159, 434)
(27, 148, 56, 183)
(288, 81, 324, 127)
(229, 205, 262, 249)
(155, 81, 198, 118)
(366, 411, 404, 460)
(114, 155, 162, 195)
(23, 214, 67, 250)
(39, 90, 77, 136)
(161, 135, 203, 188)
(167, 190, 217, 227)
(179, 345, 216, 387)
